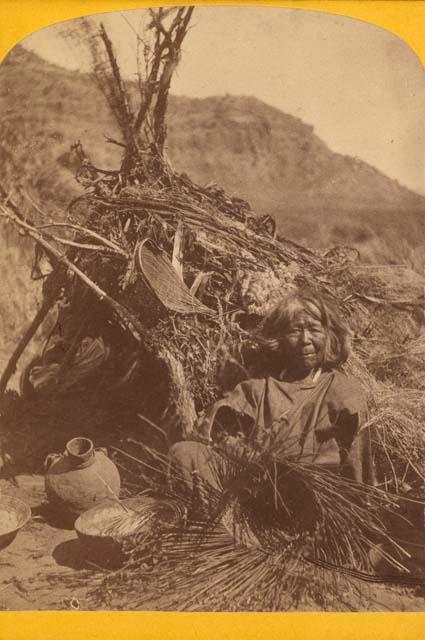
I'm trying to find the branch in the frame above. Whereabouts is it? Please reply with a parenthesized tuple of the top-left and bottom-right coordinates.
(42, 235, 122, 254)
(104, 136, 126, 148)
(0, 295, 56, 400)
(152, 7, 194, 152)
(38, 222, 128, 256)
(98, 23, 138, 153)
(134, 7, 194, 139)
(0, 203, 147, 344)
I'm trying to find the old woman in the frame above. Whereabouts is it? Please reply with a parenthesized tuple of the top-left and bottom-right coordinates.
(170, 290, 375, 493)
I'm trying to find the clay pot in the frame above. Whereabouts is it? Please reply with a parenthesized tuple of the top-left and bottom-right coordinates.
(44, 437, 120, 522)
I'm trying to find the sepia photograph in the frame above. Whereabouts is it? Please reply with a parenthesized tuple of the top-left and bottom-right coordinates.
(0, 4, 423, 613)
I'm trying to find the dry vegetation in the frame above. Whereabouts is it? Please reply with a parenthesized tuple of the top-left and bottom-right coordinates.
(0, 9, 423, 611)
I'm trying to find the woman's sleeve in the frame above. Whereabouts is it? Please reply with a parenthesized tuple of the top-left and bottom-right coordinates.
(197, 378, 264, 441)
(328, 373, 376, 485)
(344, 424, 376, 485)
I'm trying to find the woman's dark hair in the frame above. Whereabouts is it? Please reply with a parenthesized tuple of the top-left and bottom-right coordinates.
(258, 290, 352, 369)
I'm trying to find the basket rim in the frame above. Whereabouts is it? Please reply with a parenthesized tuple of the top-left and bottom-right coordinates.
(0, 494, 32, 536)
(74, 500, 132, 538)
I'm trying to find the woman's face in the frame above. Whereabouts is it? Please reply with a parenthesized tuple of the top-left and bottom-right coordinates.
(279, 309, 327, 375)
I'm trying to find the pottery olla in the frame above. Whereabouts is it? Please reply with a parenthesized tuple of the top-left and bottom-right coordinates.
(44, 437, 120, 520)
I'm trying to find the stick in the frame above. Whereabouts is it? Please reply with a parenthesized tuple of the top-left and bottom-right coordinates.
(0, 203, 147, 344)
(45, 235, 120, 254)
(171, 221, 184, 281)
(0, 295, 55, 400)
(38, 222, 127, 255)
(98, 23, 138, 153)
(93, 469, 131, 513)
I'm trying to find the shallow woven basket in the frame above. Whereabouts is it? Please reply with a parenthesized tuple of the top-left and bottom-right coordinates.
(0, 495, 31, 551)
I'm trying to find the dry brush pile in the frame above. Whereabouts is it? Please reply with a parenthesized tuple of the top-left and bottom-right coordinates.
(0, 8, 424, 609)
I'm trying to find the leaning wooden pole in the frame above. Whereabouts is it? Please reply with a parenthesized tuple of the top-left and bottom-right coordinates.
(0, 294, 56, 401)
(0, 200, 197, 437)
(0, 204, 147, 343)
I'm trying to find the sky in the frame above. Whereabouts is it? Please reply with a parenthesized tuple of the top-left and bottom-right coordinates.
(22, 6, 425, 194)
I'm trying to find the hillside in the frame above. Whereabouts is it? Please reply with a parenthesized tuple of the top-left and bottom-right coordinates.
(166, 94, 423, 212)
(0, 44, 423, 379)
(1, 45, 423, 223)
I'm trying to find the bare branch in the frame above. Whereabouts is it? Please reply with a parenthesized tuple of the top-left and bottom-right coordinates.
(0, 203, 146, 343)
(0, 295, 57, 400)
(98, 23, 138, 152)
(38, 222, 127, 255)
(134, 6, 194, 147)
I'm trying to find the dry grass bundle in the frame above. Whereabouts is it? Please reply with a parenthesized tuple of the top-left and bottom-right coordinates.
(75, 440, 424, 611)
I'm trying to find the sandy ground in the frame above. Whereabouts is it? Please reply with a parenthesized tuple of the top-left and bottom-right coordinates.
(0, 475, 89, 610)
(0, 475, 424, 611)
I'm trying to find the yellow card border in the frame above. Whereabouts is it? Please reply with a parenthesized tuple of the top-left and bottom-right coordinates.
(1, 0, 425, 65)
(0, 1, 424, 638)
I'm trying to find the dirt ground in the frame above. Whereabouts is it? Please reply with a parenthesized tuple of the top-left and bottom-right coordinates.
(0, 475, 424, 612)
(0, 475, 90, 610)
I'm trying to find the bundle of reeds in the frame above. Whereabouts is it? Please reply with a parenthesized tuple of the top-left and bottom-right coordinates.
(77, 441, 424, 611)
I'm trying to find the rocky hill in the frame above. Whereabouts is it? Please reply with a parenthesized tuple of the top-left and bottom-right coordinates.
(1, 45, 423, 231)
(0, 44, 423, 379)
(166, 94, 423, 212)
